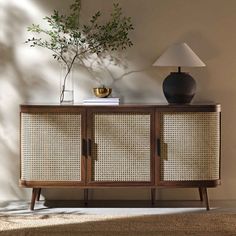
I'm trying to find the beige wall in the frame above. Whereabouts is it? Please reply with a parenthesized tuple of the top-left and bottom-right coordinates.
(0, 0, 235, 201)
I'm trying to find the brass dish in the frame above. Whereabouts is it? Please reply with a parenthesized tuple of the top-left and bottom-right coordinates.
(93, 87, 112, 98)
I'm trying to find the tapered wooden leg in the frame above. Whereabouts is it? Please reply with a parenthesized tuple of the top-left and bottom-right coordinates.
(30, 188, 39, 210)
(84, 189, 88, 206)
(36, 188, 41, 201)
(201, 187, 210, 211)
(151, 188, 156, 206)
(199, 187, 203, 201)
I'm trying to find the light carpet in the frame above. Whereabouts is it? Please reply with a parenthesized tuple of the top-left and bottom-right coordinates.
(0, 213, 236, 236)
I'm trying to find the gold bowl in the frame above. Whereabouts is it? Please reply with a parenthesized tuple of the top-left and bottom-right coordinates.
(93, 87, 112, 98)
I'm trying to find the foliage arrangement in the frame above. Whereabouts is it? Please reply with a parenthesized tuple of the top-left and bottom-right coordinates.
(25, 0, 134, 103)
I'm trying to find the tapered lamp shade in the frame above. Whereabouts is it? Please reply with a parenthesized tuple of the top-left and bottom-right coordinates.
(153, 43, 205, 104)
(153, 43, 206, 67)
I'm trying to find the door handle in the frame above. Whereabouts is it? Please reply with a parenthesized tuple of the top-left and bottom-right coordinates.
(82, 139, 87, 156)
(87, 139, 92, 157)
(157, 138, 161, 157)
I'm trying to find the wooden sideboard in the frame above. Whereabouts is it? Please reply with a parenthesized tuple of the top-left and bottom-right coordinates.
(19, 104, 221, 210)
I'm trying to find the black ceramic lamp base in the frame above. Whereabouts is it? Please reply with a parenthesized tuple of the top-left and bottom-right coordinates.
(163, 72, 196, 104)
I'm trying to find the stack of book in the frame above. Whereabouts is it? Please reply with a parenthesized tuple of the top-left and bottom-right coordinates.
(83, 97, 120, 105)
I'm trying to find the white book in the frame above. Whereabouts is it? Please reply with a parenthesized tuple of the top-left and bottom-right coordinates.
(83, 98, 120, 103)
(83, 102, 119, 106)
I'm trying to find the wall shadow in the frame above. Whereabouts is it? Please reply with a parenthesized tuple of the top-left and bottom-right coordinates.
(0, 1, 53, 200)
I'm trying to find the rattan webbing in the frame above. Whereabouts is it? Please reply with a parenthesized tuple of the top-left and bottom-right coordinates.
(92, 113, 151, 182)
(160, 112, 220, 181)
(21, 113, 82, 181)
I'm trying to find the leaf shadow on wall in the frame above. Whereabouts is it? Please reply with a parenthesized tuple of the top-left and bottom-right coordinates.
(74, 54, 164, 103)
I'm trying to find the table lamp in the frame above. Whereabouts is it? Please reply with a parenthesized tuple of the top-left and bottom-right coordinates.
(153, 42, 206, 104)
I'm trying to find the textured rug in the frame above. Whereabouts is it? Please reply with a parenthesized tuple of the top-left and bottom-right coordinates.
(0, 213, 236, 236)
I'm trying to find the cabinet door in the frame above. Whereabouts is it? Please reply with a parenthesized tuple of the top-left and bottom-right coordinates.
(158, 112, 220, 184)
(20, 110, 86, 186)
(87, 109, 155, 185)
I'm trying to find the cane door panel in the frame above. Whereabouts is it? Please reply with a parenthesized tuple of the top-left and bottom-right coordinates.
(159, 112, 220, 182)
(87, 109, 154, 185)
(21, 110, 86, 185)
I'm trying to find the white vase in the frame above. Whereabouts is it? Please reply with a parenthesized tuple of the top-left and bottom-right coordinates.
(60, 64, 74, 104)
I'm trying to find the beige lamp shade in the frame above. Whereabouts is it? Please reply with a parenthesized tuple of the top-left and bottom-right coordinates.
(153, 43, 206, 67)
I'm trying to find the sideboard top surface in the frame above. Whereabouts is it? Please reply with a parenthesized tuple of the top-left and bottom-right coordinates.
(20, 103, 221, 112)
